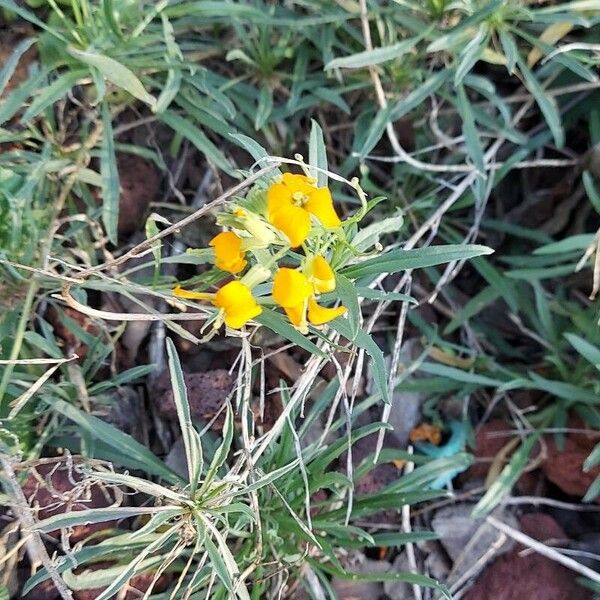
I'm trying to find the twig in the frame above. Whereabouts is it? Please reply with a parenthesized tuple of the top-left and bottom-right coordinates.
(0, 455, 74, 600)
(375, 276, 411, 460)
(401, 446, 422, 600)
(75, 163, 280, 279)
(503, 496, 600, 512)
(362, 155, 578, 169)
(442, 532, 508, 599)
(486, 515, 600, 584)
(358, 0, 473, 174)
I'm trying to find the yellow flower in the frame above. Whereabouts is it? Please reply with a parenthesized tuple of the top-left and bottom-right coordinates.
(213, 281, 262, 329)
(173, 281, 261, 329)
(272, 267, 313, 308)
(306, 255, 336, 294)
(267, 173, 341, 248)
(173, 285, 212, 301)
(307, 297, 347, 325)
(272, 267, 346, 331)
(210, 231, 247, 274)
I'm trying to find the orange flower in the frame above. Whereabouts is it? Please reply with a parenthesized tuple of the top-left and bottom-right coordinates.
(306, 255, 336, 293)
(173, 281, 261, 329)
(272, 267, 346, 331)
(307, 297, 346, 325)
(210, 231, 247, 274)
(267, 173, 341, 247)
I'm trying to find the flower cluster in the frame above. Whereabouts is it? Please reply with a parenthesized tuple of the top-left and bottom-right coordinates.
(173, 171, 347, 332)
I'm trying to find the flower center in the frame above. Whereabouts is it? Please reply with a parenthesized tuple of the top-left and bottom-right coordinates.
(291, 191, 308, 207)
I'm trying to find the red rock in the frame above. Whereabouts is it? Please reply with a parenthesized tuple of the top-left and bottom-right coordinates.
(519, 512, 567, 543)
(567, 414, 600, 453)
(22, 578, 60, 600)
(46, 307, 100, 361)
(116, 154, 159, 239)
(465, 419, 512, 480)
(21, 459, 116, 543)
(464, 513, 590, 600)
(0, 25, 38, 96)
(464, 551, 591, 600)
(154, 369, 234, 430)
(542, 437, 600, 499)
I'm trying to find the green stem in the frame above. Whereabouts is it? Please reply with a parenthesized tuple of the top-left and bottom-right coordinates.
(0, 280, 38, 413)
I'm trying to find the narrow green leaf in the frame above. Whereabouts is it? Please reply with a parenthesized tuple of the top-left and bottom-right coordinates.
(583, 474, 600, 502)
(0, 37, 36, 97)
(335, 274, 360, 338)
(472, 434, 539, 517)
(229, 133, 271, 164)
(153, 13, 182, 114)
(326, 36, 421, 70)
(516, 55, 564, 147)
(0, 69, 46, 126)
(583, 171, 600, 215)
(419, 362, 506, 387)
(361, 70, 449, 157)
(350, 211, 403, 252)
(257, 308, 325, 357)
(584, 442, 600, 471)
(201, 403, 233, 491)
(330, 319, 389, 404)
(309, 119, 328, 187)
(311, 560, 451, 600)
(534, 234, 594, 255)
(166, 338, 203, 494)
(21, 70, 86, 123)
(100, 100, 120, 245)
(160, 110, 233, 174)
(444, 285, 500, 334)
(498, 28, 518, 73)
(34, 506, 173, 532)
(566, 334, 600, 371)
(67, 46, 156, 108)
(254, 86, 273, 130)
(102, 0, 122, 38)
(48, 399, 182, 484)
(341, 244, 493, 279)
(355, 288, 416, 304)
(456, 84, 485, 172)
(455, 25, 488, 85)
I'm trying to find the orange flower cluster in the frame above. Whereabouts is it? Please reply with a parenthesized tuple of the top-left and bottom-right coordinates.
(173, 172, 346, 331)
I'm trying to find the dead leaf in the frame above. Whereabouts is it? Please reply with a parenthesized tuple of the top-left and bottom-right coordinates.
(527, 22, 574, 68)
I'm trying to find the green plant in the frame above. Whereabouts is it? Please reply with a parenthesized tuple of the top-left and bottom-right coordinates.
(23, 339, 469, 598)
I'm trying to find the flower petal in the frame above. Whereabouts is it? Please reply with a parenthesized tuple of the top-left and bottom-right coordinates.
(307, 297, 346, 326)
(281, 172, 316, 195)
(173, 285, 213, 300)
(304, 187, 341, 228)
(267, 181, 294, 222)
(214, 281, 262, 329)
(284, 302, 308, 332)
(272, 268, 312, 308)
(209, 231, 247, 274)
(308, 255, 336, 293)
(269, 204, 311, 248)
(224, 302, 262, 329)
